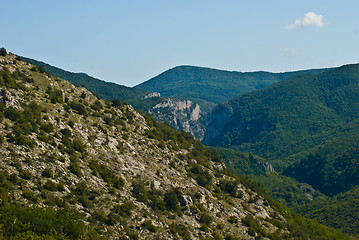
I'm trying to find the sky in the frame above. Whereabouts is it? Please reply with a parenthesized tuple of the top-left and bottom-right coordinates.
(1, 0, 359, 87)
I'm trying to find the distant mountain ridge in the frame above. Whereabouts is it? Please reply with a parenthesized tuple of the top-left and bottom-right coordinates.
(136, 65, 332, 105)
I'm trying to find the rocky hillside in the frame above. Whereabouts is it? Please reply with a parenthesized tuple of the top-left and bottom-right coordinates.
(0, 52, 350, 239)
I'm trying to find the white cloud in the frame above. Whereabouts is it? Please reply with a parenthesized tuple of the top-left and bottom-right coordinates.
(286, 12, 325, 30)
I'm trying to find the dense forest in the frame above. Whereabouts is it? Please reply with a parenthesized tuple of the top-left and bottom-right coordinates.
(203, 64, 359, 236)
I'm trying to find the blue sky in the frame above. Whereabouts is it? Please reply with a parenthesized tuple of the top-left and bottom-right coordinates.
(1, 0, 359, 86)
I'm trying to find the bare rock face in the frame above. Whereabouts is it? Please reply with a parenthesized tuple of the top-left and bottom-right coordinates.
(0, 89, 18, 108)
(149, 98, 206, 140)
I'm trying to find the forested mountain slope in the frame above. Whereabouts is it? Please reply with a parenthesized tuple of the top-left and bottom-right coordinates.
(136, 65, 330, 105)
(204, 63, 359, 170)
(203, 63, 359, 236)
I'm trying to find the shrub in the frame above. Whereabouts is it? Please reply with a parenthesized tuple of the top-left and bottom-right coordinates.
(0, 204, 89, 239)
(111, 99, 122, 108)
(43, 180, 57, 191)
(219, 179, 238, 197)
(41, 168, 54, 178)
(46, 89, 63, 104)
(105, 212, 121, 226)
(164, 188, 181, 211)
(22, 189, 38, 203)
(213, 231, 224, 240)
(40, 123, 54, 133)
(0, 47, 6, 56)
(90, 100, 102, 111)
(132, 180, 148, 202)
(228, 215, 238, 224)
(20, 170, 32, 180)
(189, 164, 212, 187)
(199, 211, 213, 225)
(0, 134, 4, 144)
(90, 161, 124, 189)
(38, 66, 46, 73)
(69, 162, 82, 177)
(113, 201, 136, 217)
(72, 139, 85, 153)
(142, 220, 156, 232)
(68, 120, 75, 127)
(9, 173, 19, 184)
(67, 101, 88, 117)
(169, 223, 191, 240)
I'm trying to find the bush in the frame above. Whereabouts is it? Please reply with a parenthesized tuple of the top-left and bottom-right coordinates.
(72, 139, 86, 153)
(111, 99, 122, 108)
(169, 223, 191, 240)
(40, 123, 54, 133)
(46, 89, 63, 104)
(113, 201, 136, 217)
(228, 215, 238, 224)
(67, 101, 88, 117)
(43, 180, 57, 191)
(142, 220, 156, 232)
(20, 170, 32, 180)
(132, 180, 148, 202)
(199, 211, 213, 225)
(164, 188, 181, 211)
(69, 162, 82, 177)
(189, 163, 212, 187)
(0, 204, 89, 239)
(90, 100, 102, 111)
(219, 179, 238, 197)
(9, 173, 19, 184)
(90, 161, 124, 189)
(0, 47, 6, 56)
(22, 189, 38, 203)
(41, 168, 54, 178)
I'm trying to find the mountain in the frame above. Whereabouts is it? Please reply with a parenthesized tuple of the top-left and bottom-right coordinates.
(219, 147, 359, 237)
(135, 65, 331, 139)
(1, 52, 350, 239)
(21, 57, 148, 102)
(297, 186, 359, 238)
(203, 63, 359, 169)
(21, 57, 209, 139)
(23, 59, 331, 141)
(136, 65, 331, 105)
(203, 63, 359, 236)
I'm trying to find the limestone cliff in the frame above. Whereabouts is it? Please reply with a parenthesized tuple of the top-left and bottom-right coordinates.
(149, 98, 206, 140)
